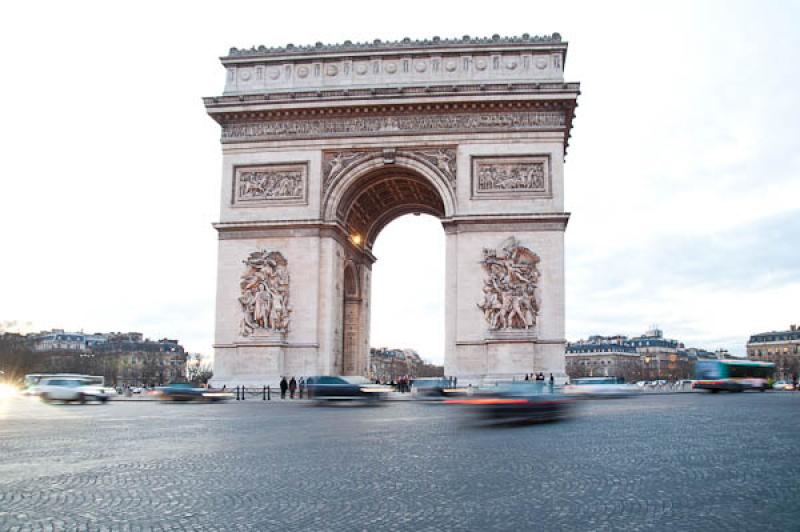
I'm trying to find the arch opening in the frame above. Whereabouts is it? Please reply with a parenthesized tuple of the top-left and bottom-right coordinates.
(370, 213, 446, 374)
(337, 166, 446, 250)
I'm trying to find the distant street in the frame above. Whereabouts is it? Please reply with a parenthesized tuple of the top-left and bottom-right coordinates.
(1, 393, 799, 531)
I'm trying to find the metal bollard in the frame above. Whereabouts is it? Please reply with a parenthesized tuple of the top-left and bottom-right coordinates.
(262, 386, 266, 401)
(236, 385, 240, 401)
(267, 386, 271, 400)
(242, 386, 246, 400)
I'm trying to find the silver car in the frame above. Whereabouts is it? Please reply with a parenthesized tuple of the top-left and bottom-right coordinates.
(38, 377, 110, 404)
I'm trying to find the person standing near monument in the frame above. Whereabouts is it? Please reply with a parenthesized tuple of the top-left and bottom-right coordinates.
(289, 377, 297, 399)
(280, 376, 288, 399)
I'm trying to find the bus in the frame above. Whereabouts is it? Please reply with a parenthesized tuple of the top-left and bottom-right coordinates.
(693, 360, 774, 392)
(24, 373, 105, 394)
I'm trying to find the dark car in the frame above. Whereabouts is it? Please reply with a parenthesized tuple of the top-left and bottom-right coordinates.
(155, 383, 234, 402)
(411, 378, 466, 399)
(445, 382, 575, 424)
(305, 376, 391, 402)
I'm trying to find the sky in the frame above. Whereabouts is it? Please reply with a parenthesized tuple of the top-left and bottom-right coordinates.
(0, 0, 798, 363)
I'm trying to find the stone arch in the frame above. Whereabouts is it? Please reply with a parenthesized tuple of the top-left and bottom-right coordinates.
(322, 153, 456, 249)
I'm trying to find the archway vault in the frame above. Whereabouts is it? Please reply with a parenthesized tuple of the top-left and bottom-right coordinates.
(322, 151, 456, 250)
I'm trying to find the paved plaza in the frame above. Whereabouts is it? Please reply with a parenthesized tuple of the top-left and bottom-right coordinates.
(1, 393, 799, 531)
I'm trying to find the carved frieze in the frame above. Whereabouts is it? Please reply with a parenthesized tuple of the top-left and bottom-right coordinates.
(239, 250, 291, 337)
(471, 155, 551, 199)
(233, 163, 307, 205)
(477, 237, 540, 330)
(223, 110, 565, 143)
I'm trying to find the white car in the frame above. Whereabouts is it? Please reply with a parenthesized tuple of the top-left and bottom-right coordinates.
(38, 377, 110, 404)
(772, 381, 795, 391)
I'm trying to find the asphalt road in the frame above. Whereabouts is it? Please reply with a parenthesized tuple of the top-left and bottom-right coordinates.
(0, 392, 798, 531)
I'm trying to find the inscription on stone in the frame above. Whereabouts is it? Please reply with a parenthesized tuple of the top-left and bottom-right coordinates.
(471, 155, 551, 198)
(233, 163, 307, 205)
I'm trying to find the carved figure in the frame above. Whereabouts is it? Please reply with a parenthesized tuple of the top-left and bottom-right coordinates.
(477, 237, 540, 330)
(323, 151, 367, 183)
(239, 250, 291, 336)
(417, 149, 456, 184)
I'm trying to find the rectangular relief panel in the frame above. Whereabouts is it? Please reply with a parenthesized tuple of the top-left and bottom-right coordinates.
(232, 162, 308, 206)
(471, 155, 552, 199)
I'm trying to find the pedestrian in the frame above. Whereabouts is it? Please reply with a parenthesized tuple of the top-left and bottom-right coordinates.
(298, 377, 305, 399)
(453, 376, 458, 387)
(525, 373, 530, 381)
(549, 373, 554, 392)
(289, 377, 297, 399)
(280, 376, 288, 399)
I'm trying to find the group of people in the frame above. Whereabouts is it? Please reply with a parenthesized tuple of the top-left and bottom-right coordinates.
(525, 372, 555, 385)
(279, 376, 304, 399)
(372, 375, 415, 392)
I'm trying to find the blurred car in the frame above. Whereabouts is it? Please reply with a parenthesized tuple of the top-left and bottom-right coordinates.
(305, 376, 391, 402)
(444, 382, 575, 424)
(411, 378, 466, 399)
(563, 377, 639, 398)
(155, 383, 234, 402)
(38, 377, 110, 404)
(771, 381, 795, 391)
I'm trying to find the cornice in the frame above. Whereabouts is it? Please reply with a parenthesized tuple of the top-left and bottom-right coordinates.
(204, 82, 580, 113)
(225, 33, 565, 60)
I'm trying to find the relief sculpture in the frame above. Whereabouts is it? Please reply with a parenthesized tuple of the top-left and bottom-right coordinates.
(476, 162, 544, 191)
(235, 164, 306, 203)
(239, 250, 291, 336)
(477, 237, 540, 330)
(412, 149, 457, 187)
(472, 156, 550, 198)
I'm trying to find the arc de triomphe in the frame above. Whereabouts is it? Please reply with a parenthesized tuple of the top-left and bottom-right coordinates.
(205, 34, 579, 386)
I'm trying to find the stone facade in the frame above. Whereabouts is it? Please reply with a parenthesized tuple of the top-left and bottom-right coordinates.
(205, 35, 580, 386)
(747, 325, 800, 378)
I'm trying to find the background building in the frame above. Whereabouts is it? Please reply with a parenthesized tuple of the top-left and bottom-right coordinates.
(747, 324, 800, 379)
(0, 330, 188, 386)
(369, 348, 444, 381)
(567, 328, 714, 381)
(566, 336, 641, 380)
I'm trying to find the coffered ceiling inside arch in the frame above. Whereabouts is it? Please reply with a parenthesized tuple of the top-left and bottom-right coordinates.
(340, 170, 445, 250)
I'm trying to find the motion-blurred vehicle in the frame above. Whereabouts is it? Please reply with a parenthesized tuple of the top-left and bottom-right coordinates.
(24, 373, 104, 396)
(563, 377, 639, 398)
(444, 382, 574, 424)
(411, 378, 465, 399)
(38, 377, 110, 404)
(771, 381, 795, 391)
(155, 383, 234, 402)
(693, 360, 773, 393)
(305, 376, 391, 402)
